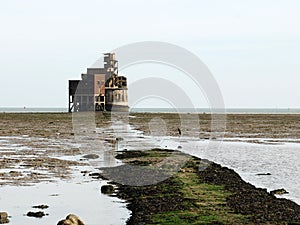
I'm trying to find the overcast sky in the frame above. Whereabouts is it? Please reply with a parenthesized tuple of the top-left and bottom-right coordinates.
(0, 0, 299, 108)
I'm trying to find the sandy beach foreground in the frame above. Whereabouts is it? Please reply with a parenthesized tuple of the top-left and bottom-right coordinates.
(0, 112, 300, 224)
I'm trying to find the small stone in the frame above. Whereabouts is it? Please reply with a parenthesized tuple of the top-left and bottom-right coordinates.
(82, 154, 99, 159)
(50, 194, 59, 197)
(26, 211, 46, 218)
(0, 212, 9, 224)
(256, 172, 271, 176)
(270, 188, 289, 195)
(32, 204, 49, 209)
(89, 172, 101, 178)
(101, 185, 115, 194)
(81, 170, 90, 176)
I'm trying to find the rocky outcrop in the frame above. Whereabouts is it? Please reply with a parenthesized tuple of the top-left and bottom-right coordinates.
(57, 214, 85, 225)
(105, 149, 300, 224)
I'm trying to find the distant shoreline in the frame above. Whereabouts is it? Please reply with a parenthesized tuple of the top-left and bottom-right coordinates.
(1, 107, 300, 114)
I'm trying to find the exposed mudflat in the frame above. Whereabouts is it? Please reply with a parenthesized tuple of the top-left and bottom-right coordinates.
(0, 113, 114, 185)
(0, 113, 130, 225)
(129, 113, 300, 141)
(1, 112, 300, 224)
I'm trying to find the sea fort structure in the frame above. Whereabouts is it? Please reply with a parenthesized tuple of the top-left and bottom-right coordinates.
(68, 53, 128, 112)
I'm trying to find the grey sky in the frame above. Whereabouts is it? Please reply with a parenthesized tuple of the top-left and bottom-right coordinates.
(0, 0, 299, 108)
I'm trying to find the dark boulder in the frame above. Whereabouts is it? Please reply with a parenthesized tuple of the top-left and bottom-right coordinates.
(101, 185, 115, 194)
